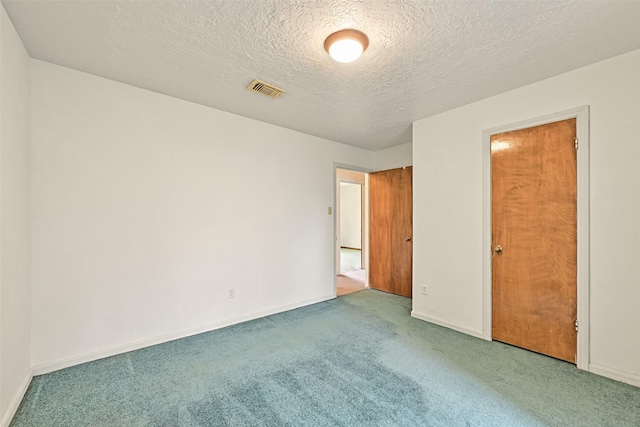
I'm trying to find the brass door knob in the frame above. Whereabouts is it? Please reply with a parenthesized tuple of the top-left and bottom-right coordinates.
(494, 245, 503, 254)
(405, 236, 412, 241)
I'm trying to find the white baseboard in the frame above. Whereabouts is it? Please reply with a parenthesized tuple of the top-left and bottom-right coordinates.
(411, 311, 484, 339)
(33, 294, 334, 376)
(0, 368, 33, 427)
(589, 363, 640, 387)
(412, 313, 639, 388)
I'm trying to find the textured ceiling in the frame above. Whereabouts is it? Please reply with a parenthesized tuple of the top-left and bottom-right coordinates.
(3, 0, 640, 150)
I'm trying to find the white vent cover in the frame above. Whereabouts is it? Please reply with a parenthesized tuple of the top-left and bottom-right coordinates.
(247, 79, 285, 99)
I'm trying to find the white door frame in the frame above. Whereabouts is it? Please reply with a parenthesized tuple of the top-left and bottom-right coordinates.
(333, 163, 371, 297)
(481, 106, 590, 370)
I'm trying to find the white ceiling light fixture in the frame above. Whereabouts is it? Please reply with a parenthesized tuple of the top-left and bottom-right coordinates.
(324, 29, 369, 63)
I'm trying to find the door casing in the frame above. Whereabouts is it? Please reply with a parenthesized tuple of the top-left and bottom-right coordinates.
(482, 106, 590, 370)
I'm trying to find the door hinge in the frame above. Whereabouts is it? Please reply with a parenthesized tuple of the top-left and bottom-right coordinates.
(575, 319, 579, 332)
(574, 138, 578, 151)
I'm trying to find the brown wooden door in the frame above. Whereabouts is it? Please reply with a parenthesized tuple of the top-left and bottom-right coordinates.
(492, 119, 577, 363)
(369, 167, 412, 298)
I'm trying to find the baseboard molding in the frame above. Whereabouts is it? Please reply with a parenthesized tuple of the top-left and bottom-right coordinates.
(0, 368, 33, 427)
(33, 294, 334, 376)
(411, 311, 484, 339)
(589, 363, 640, 387)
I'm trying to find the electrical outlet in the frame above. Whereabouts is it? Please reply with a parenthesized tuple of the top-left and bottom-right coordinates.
(421, 285, 428, 295)
(228, 288, 236, 298)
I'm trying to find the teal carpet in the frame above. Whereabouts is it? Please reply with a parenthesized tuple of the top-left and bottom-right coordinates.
(11, 290, 640, 426)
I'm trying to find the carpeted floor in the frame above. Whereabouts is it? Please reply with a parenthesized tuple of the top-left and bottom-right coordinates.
(11, 290, 640, 426)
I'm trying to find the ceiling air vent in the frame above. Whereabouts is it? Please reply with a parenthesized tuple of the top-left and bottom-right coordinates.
(247, 79, 285, 99)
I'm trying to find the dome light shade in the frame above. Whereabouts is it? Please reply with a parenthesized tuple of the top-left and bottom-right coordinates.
(324, 29, 369, 63)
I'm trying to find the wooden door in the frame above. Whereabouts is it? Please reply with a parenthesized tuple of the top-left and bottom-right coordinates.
(369, 167, 412, 298)
(491, 119, 577, 363)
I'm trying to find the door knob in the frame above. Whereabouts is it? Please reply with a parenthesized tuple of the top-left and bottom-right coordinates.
(405, 236, 412, 241)
(494, 245, 503, 254)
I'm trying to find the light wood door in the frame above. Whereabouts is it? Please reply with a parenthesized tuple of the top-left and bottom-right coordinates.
(369, 167, 412, 298)
(492, 119, 577, 363)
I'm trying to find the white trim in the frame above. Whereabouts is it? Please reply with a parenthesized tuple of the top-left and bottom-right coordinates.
(589, 364, 640, 388)
(363, 173, 370, 286)
(411, 311, 484, 339)
(33, 294, 333, 376)
(336, 181, 341, 277)
(481, 106, 590, 370)
(575, 107, 591, 371)
(0, 368, 33, 427)
(482, 122, 493, 342)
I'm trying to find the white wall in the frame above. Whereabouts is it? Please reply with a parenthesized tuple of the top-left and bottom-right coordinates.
(339, 183, 361, 249)
(372, 142, 412, 171)
(412, 49, 640, 385)
(30, 60, 373, 370)
(0, 5, 31, 425)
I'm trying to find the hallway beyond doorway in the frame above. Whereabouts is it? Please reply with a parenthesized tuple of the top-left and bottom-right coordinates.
(338, 248, 365, 296)
(340, 248, 361, 273)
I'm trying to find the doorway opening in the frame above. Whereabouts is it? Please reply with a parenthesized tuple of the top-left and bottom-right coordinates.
(336, 168, 367, 296)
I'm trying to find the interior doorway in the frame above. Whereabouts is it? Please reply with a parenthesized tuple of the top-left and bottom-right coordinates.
(482, 106, 591, 370)
(491, 119, 577, 363)
(336, 168, 367, 296)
